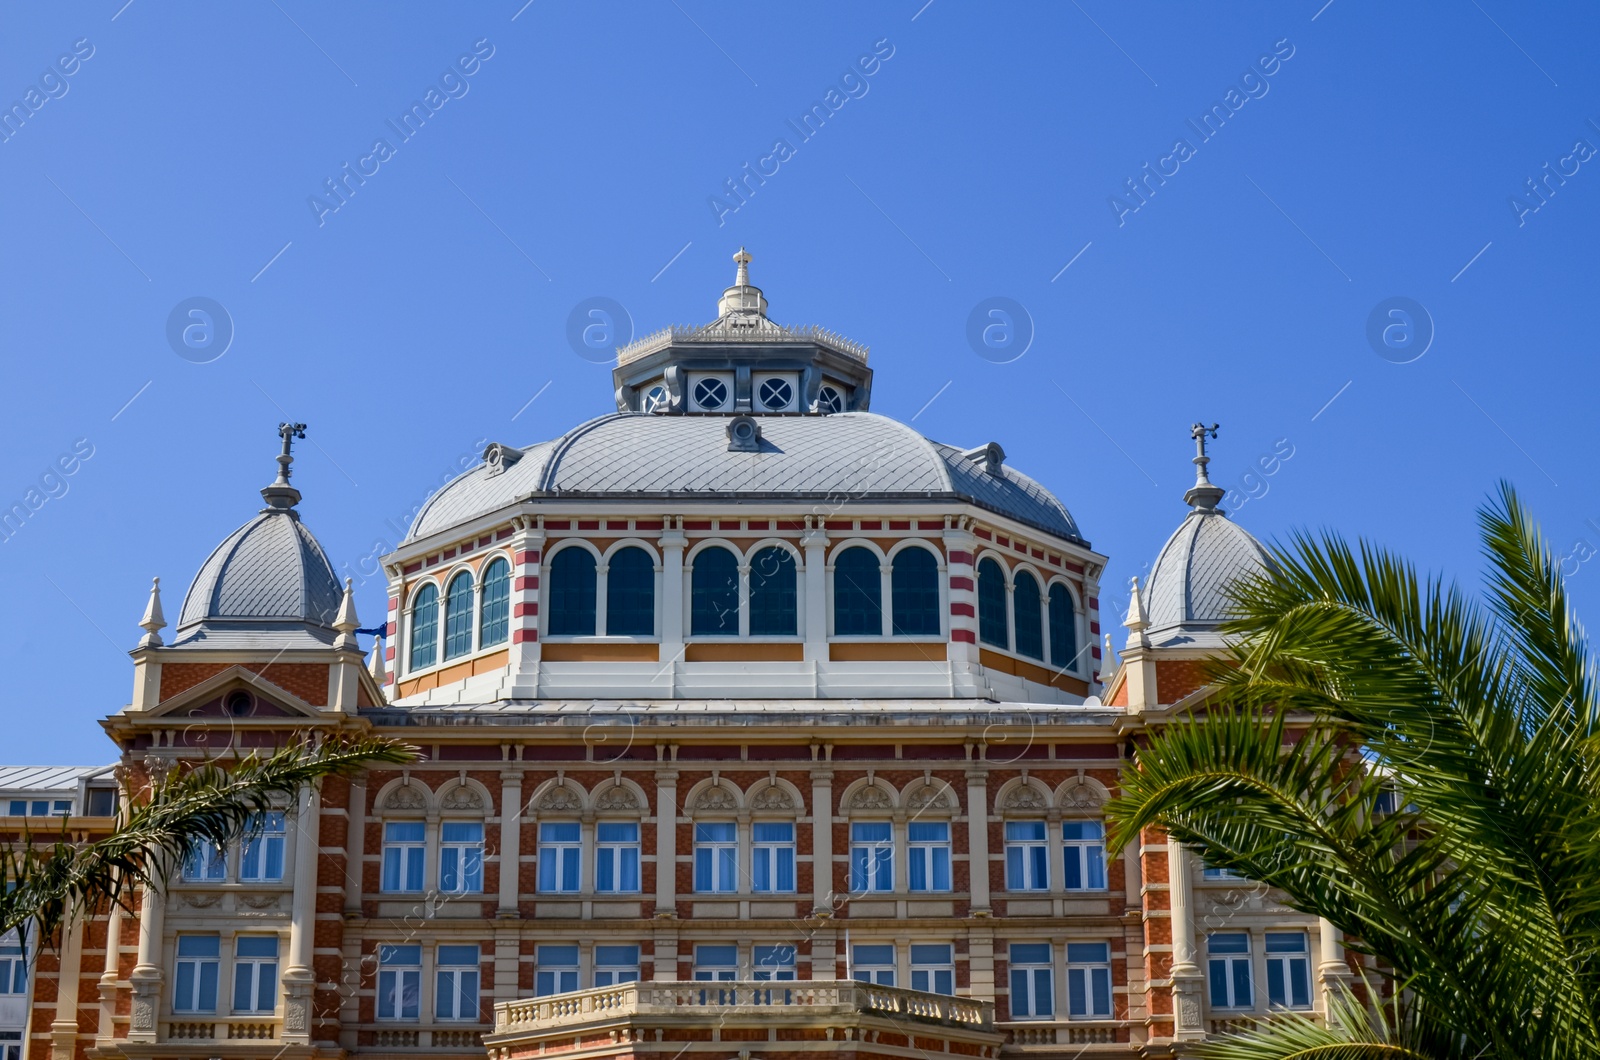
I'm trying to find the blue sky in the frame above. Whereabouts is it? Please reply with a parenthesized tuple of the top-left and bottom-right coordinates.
(2, 2, 1596, 763)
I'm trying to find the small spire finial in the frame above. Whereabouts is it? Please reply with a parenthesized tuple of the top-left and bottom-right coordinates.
(261, 422, 308, 511)
(1123, 576, 1151, 650)
(1183, 422, 1226, 511)
(733, 246, 751, 286)
(716, 247, 768, 322)
(138, 576, 166, 648)
(368, 636, 388, 686)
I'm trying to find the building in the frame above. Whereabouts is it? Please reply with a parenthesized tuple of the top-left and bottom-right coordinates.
(26, 251, 1357, 1060)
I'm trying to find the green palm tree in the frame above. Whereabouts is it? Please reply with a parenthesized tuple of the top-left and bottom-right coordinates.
(2, 734, 414, 944)
(1105, 484, 1600, 1060)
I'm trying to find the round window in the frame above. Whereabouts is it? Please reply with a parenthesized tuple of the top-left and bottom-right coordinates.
(818, 385, 845, 414)
(693, 378, 728, 410)
(758, 378, 793, 410)
(225, 690, 255, 717)
(642, 385, 669, 413)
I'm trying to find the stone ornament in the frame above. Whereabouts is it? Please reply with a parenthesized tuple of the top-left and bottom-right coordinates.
(181, 893, 221, 908)
(239, 893, 280, 909)
(539, 786, 582, 812)
(694, 785, 738, 812)
(1059, 781, 1104, 810)
(384, 785, 427, 811)
(441, 784, 485, 810)
(1003, 785, 1046, 810)
(907, 784, 952, 811)
(596, 785, 641, 811)
(848, 785, 892, 810)
(750, 785, 795, 811)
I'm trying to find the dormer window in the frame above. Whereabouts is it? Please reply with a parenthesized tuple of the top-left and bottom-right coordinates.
(817, 385, 845, 415)
(691, 375, 731, 412)
(755, 374, 796, 412)
(642, 385, 669, 414)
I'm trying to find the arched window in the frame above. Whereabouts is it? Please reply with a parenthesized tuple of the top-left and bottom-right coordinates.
(479, 557, 510, 648)
(443, 572, 475, 661)
(833, 547, 882, 635)
(748, 546, 797, 636)
(548, 548, 597, 636)
(408, 584, 439, 672)
(1013, 571, 1044, 661)
(890, 548, 940, 636)
(607, 547, 655, 636)
(1048, 583, 1076, 670)
(691, 547, 740, 636)
(977, 558, 1008, 648)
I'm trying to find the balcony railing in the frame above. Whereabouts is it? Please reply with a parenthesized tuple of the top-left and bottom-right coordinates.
(163, 1018, 278, 1041)
(493, 980, 993, 1036)
(1003, 1021, 1122, 1046)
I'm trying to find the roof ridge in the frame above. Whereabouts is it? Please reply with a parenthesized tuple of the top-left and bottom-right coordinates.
(538, 413, 633, 493)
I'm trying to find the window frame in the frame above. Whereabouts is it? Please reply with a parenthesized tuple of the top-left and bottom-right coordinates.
(977, 556, 1009, 649)
(689, 544, 742, 638)
(1206, 932, 1254, 1010)
(907, 820, 952, 893)
(593, 944, 640, 987)
(435, 944, 481, 1022)
(693, 821, 739, 893)
(1065, 941, 1113, 1020)
(534, 945, 580, 997)
(381, 821, 427, 894)
(537, 821, 583, 894)
(478, 555, 512, 649)
(831, 545, 884, 638)
(594, 820, 641, 895)
(747, 543, 800, 637)
(604, 545, 658, 637)
(910, 943, 955, 996)
(406, 581, 441, 673)
(1008, 942, 1055, 1020)
(172, 934, 219, 1014)
(1011, 569, 1045, 661)
(1004, 819, 1051, 892)
(231, 935, 279, 1015)
(238, 810, 287, 883)
(377, 943, 423, 1021)
(750, 819, 797, 894)
(889, 543, 943, 637)
(849, 820, 895, 893)
(547, 544, 599, 637)
(850, 943, 896, 986)
(1062, 819, 1108, 892)
(443, 569, 476, 662)
(438, 820, 485, 894)
(1264, 932, 1312, 1011)
(1046, 579, 1081, 673)
(692, 943, 739, 981)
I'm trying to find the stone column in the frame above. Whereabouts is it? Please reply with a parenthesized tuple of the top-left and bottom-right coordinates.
(126, 882, 164, 1043)
(282, 784, 321, 1043)
(943, 525, 982, 694)
(1167, 841, 1204, 1040)
(659, 525, 687, 666)
(801, 526, 828, 662)
(810, 766, 834, 916)
(50, 913, 85, 1060)
(965, 766, 991, 915)
(654, 768, 678, 918)
(95, 897, 125, 1047)
(1317, 917, 1352, 1007)
(499, 770, 524, 917)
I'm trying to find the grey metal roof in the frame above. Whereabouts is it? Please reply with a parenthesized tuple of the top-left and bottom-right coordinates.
(0, 765, 115, 792)
(407, 413, 1084, 543)
(178, 510, 343, 630)
(1143, 509, 1271, 636)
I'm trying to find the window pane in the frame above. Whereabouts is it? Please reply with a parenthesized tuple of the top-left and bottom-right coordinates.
(1265, 932, 1307, 953)
(478, 557, 511, 647)
(852, 822, 891, 842)
(908, 821, 948, 842)
(748, 547, 798, 636)
(549, 549, 598, 635)
(977, 558, 1007, 647)
(386, 821, 425, 842)
(1006, 820, 1046, 841)
(179, 935, 220, 958)
(1068, 967, 1086, 1017)
(833, 547, 883, 635)
(542, 822, 580, 843)
(1012, 571, 1044, 660)
(444, 572, 475, 660)
(890, 547, 940, 635)
(690, 547, 740, 636)
(1208, 932, 1250, 954)
(1290, 959, 1311, 1008)
(1066, 943, 1108, 963)
(753, 822, 792, 842)
(1208, 959, 1229, 1006)
(408, 584, 438, 671)
(696, 822, 736, 842)
(1010, 943, 1050, 964)
(237, 937, 278, 958)
(599, 822, 638, 842)
(1232, 960, 1252, 1006)
(606, 547, 656, 636)
(1048, 583, 1076, 668)
(1267, 960, 1286, 1007)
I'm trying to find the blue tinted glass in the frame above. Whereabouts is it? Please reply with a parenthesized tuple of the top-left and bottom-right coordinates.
(236, 937, 278, 957)
(596, 945, 639, 966)
(408, 584, 439, 671)
(978, 558, 1007, 647)
(606, 547, 656, 636)
(853, 945, 894, 964)
(438, 945, 479, 965)
(1067, 943, 1109, 963)
(690, 548, 740, 635)
(1208, 933, 1250, 954)
(1265, 932, 1306, 953)
(444, 572, 475, 661)
(380, 944, 421, 965)
(549, 549, 598, 635)
(890, 547, 940, 636)
(910, 944, 951, 963)
(541, 823, 580, 842)
(908, 821, 949, 842)
(852, 822, 892, 842)
(696, 945, 737, 965)
(1062, 820, 1104, 840)
(1006, 820, 1046, 841)
(833, 548, 882, 635)
(386, 822, 425, 842)
(1012, 572, 1044, 660)
(538, 946, 579, 965)
(442, 822, 482, 842)
(696, 822, 736, 842)
(1010, 943, 1051, 964)
(177, 935, 220, 957)
(748, 547, 797, 636)
(753, 822, 793, 842)
(1048, 583, 1076, 667)
(479, 557, 511, 647)
(598, 822, 638, 842)
(755, 944, 795, 967)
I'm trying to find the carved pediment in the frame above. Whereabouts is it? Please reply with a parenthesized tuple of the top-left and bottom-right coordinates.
(385, 785, 427, 811)
(441, 785, 484, 811)
(750, 785, 795, 811)
(595, 785, 640, 811)
(1003, 785, 1046, 810)
(849, 785, 893, 811)
(694, 786, 738, 812)
(1060, 781, 1104, 810)
(539, 786, 582, 812)
(907, 784, 952, 811)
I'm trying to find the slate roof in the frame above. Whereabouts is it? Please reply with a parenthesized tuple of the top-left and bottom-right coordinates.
(178, 510, 344, 631)
(0, 765, 115, 792)
(1142, 508, 1271, 638)
(407, 413, 1085, 544)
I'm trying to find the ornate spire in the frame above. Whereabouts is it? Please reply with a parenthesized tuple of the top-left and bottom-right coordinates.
(368, 637, 387, 685)
(716, 246, 769, 323)
(1124, 576, 1151, 650)
(260, 422, 307, 511)
(333, 577, 359, 650)
(138, 577, 166, 648)
(1183, 422, 1225, 511)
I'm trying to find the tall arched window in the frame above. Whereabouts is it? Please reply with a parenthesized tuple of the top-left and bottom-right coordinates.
(749, 546, 797, 636)
(408, 584, 439, 672)
(1013, 571, 1044, 661)
(691, 547, 740, 636)
(977, 558, 1008, 648)
(1048, 583, 1076, 670)
(443, 572, 475, 661)
(549, 548, 597, 636)
(607, 547, 655, 636)
(479, 557, 510, 648)
(890, 548, 940, 636)
(833, 547, 882, 635)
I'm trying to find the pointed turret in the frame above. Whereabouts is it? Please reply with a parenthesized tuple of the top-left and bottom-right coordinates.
(138, 577, 166, 648)
(333, 578, 360, 651)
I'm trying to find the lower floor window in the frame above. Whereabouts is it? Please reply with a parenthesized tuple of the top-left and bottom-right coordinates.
(594, 945, 640, 987)
(1265, 932, 1312, 1009)
(173, 935, 220, 1013)
(851, 944, 896, 986)
(1066, 942, 1112, 1018)
(754, 944, 796, 981)
(1009, 943, 1054, 1019)
(435, 945, 480, 1021)
(232, 936, 279, 1014)
(1207, 933, 1253, 1009)
(693, 944, 739, 981)
(378, 945, 421, 1020)
(910, 944, 954, 995)
(536, 946, 579, 996)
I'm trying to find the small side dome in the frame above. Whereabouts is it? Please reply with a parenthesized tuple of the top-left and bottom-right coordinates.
(1140, 424, 1271, 644)
(174, 424, 344, 644)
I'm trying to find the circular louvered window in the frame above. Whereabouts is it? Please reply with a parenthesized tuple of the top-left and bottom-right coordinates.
(693, 378, 729, 410)
(642, 385, 669, 413)
(818, 385, 845, 414)
(758, 378, 793, 410)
